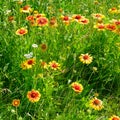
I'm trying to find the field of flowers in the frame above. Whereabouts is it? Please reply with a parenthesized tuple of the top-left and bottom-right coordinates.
(0, 0, 120, 120)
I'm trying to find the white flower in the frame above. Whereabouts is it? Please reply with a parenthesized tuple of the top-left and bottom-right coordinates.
(11, 109, 15, 113)
(5, 10, 11, 15)
(24, 52, 33, 59)
(32, 44, 38, 48)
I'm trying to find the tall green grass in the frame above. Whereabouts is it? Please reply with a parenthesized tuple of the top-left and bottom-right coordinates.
(0, 0, 120, 120)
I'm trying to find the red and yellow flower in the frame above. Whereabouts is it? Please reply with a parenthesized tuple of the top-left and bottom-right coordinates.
(105, 24, 116, 31)
(12, 99, 20, 107)
(36, 17, 48, 26)
(71, 82, 83, 93)
(21, 58, 35, 69)
(108, 7, 118, 14)
(49, 17, 58, 27)
(111, 19, 120, 26)
(27, 89, 41, 103)
(34, 13, 45, 19)
(89, 97, 104, 110)
(20, 5, 32, 13)
(61, 15, 71, 25)
(26, 15, 34, 21)
(79, 18, 89, 24)
(16, 28, 28, 36)
(109, 115, 120, 120)
(92, 13, 105, 20)
(94, 23, 105, 31)
(49, 61, 60, 70)
(72, 14, 84, 22)
(79, 53, 93, 64)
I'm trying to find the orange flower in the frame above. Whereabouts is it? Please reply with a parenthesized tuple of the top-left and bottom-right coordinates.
(36, 17, 48, 26)
(109, 115, 120, 120)
(27, 89, 41, 102)
(71, 82, 83, 93)
(94, 23, 105, 31)
(12, 99, 20, 107)
(79, 53, 93, 64)
(16, 28, 28, 36)
(61, 15, 71, 25)
(49, 61, 60, 70)
(105, 24, 116, 31)
(89, 97, 104, 110)
(20, 5, 32, 13)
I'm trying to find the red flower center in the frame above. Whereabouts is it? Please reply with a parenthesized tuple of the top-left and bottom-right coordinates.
(106, 24, 116, 30)
(41, 61, 46, 66)
(75, 15, 82, 20)
(51, 63, 58, 68)
(95, 14, 101, 18)
(73, 84, 80, 91)
(111, 7, 116, 10)
(50, 20, 56, 25)
(41, 44, 47, 50)
(27, 16, 34, 21)
(19, 29, 26, 34)
(23, 6, 29, 10)
(98, 25, 105, 29)
(37, 18, 47, 24)
(93, 99, 101, 105)
(81, 19, 87, 23)
(83, 55, 89, 60)
(27, 60, 34, 65)
(31, 92, 37, 98)
(112, 117, 119, 120)
(115, 21, 120, 25)
(63, 16, 69, 21)
(36, 14, 42, 18)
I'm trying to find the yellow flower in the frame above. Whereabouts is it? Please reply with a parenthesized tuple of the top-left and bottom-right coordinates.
(71, 82, 83, 93)
(12, 99, 20, 107)
(27, 89, 41, 103)
(79, 53, 93, 64)
(89, 97, 104, 110)
(109, 115, 120, 120)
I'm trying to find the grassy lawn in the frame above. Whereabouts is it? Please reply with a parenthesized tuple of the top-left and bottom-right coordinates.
(0, 0, 120, 120)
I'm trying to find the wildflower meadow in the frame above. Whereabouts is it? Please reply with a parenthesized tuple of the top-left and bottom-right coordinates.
(0, 0, 120, 120)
